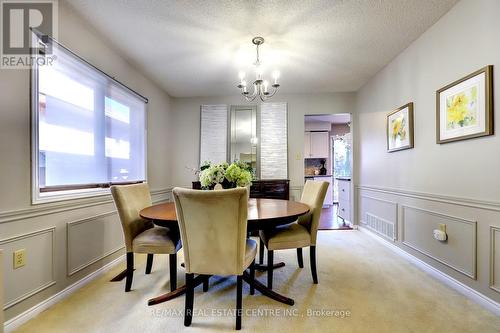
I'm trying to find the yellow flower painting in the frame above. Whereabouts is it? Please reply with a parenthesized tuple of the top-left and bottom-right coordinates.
(387, 103, 413, 152)
(437, 65, 492, 144)
(391, 116, 407, 141)
(446, 85, 478, 130)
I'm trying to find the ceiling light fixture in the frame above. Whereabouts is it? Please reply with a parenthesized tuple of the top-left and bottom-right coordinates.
(237, 37, 280, 102)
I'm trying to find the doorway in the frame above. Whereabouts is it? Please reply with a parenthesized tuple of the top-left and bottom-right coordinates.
(304, 114, 352, 230)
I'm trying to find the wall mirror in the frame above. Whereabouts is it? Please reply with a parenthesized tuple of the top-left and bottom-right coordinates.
(229, 105, 258, 175)
(199, 102, 288, 180)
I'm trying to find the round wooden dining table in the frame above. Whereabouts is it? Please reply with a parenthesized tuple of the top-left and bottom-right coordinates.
(140, 198, 309, 307)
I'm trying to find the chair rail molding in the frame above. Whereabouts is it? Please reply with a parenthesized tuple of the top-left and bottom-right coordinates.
(0, 227, 56, 310)
(401, 204, 477, 279)
(357, 185, 500, 212)
(491, 226, 500, 293)
(0, 187, 172, 224)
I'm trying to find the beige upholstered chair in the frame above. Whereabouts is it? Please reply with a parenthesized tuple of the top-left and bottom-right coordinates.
(259, 180, 329, 288)
(172, 187, 256, 330)
(111, 183, 181, 292)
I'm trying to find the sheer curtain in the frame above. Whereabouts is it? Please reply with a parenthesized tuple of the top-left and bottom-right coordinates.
(37, 42, 146, 191)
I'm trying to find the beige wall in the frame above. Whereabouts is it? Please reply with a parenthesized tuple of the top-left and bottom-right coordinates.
(0, 1, 172, 322)
(170, 92, 355, 196)
(355, 0, 500, 303)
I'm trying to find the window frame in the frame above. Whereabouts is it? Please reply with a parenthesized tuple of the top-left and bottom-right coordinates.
(30, 40, 148, 205)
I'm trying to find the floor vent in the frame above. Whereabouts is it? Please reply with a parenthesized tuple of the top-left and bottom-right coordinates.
(365, 213, 396, 241)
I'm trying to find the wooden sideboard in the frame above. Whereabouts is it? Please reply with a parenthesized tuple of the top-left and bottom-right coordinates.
(192, 179, 290, 200)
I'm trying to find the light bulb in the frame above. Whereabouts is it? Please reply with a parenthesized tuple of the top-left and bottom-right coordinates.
(256, 67, 263, 80)
(263, 80, 269, 92)
(273, 70, 280, 84)
(238, 71, 245, 81)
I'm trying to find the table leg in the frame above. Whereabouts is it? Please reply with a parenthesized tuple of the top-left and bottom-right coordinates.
(253, 262, 285, 271)
(242, 271, 294, 306)
(148, 272, 295, 306)
(110, 268, 134, 282)
(148, 274, 206, 306)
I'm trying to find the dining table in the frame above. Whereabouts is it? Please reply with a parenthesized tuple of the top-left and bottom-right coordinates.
(139, 198, 310, 307)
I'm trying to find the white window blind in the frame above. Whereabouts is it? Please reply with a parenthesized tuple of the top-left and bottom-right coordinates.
(200, 104, 228, 164)
(260, 102, 288, 179)
(33, 42, 147, 201)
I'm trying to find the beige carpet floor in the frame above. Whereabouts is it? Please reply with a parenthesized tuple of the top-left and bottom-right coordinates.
(14, 231, 500, 333)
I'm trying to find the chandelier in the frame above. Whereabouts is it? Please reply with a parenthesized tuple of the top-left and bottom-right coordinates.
(237, 37, 280, 102)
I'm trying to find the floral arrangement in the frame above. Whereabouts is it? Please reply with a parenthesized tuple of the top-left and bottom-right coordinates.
(199, 161, 253, 189)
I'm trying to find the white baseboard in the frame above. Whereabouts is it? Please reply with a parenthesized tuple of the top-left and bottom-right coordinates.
(3, 254, 125, 333)
(358, 226, 500, 316)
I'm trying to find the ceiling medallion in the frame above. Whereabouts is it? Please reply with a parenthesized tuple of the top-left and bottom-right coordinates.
(237, 36, 280, 102)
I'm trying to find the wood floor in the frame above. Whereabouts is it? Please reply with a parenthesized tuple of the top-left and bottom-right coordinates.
(318, 204, 352, 230)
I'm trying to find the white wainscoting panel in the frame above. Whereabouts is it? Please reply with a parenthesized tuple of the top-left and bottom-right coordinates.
(491, 226, 500, 293)
(67, 212, 124, 276)
(401, 205, 477, 279)
(0, 228, 56, 310)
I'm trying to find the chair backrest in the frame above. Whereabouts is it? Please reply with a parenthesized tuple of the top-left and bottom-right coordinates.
(172, 187, 248, 276)
(297, 180, 329, 245)
(111, 183, 153, 252)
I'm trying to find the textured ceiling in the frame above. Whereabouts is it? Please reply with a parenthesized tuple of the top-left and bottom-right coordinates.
(65, 0, 458, 97)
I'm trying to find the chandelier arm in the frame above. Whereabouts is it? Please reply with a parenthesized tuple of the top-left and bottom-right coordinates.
(267, 86, 279, 98)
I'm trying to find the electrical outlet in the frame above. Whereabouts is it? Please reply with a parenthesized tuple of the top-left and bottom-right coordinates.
(438, 224, 446, 233)
(13, 249, 26, 269)
(295, 152, 301, 160)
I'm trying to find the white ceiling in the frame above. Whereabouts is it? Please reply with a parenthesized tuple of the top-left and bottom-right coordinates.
(65, 0, 458, 98)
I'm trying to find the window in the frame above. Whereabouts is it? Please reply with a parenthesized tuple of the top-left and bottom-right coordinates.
(32, 41, 147, 203)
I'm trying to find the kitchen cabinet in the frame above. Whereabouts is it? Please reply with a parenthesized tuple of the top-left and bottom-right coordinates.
(337, 178, 351, 222)
(313, 176, 333, 207)
(304, 131, 329, 158)
(304, 131, 311, 158)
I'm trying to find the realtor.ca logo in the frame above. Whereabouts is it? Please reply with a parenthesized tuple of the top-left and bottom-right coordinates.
(1, 0, 58, 69)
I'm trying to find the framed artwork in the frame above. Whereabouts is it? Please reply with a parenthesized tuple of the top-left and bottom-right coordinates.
(436, 65, 493, 144)
(387, 102, 414, 152)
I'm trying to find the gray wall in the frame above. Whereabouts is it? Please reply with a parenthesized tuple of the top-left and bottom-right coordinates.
(355, 0, 500, 303)
(0, 1, 172, 322)
(170, 92, 355, 200)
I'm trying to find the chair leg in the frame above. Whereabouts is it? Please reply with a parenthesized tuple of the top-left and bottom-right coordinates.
(267, 250, 274, 290)
(310, 246, 318, 284)
(184, 273, 194, 327)
(297, 248, 304, 268)
(169, 253, 177, 292)
(203, 275, 209, 292)
(236, 275, 243, 330)
(125, 252, 134, 292)
(259, 237, 264, 265)
(249, 259, 255, 295)
(145, 254, 154, 274)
